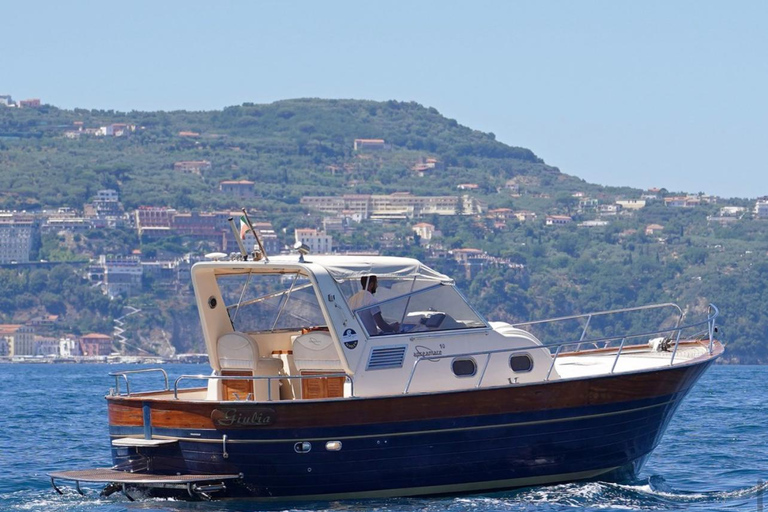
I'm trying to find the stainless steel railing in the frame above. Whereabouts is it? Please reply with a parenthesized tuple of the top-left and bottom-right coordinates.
(403, 302, 719, 394)
(109, 368, 169, 396)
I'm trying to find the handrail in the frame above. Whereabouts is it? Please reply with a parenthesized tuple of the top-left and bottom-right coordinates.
(511, 302, 684, 330)
(404, 302, 719, 394)
(109, 368, 169, 396)
(173, 373, 354, 400)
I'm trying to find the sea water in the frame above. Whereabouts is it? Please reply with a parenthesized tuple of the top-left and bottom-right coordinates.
(0, 363, 765, 512)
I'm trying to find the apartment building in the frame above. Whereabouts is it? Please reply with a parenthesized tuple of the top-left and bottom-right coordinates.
(0, 213, 34, 263)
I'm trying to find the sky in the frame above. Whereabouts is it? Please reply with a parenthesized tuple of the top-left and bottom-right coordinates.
(3, 1, 767, 198)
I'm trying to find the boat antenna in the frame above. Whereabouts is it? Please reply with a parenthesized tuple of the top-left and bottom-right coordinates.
(227, 217, 248, 259)
(241, 208, 269, 262)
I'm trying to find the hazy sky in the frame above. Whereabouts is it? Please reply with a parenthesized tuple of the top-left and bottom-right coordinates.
(3, 1, 766, 198)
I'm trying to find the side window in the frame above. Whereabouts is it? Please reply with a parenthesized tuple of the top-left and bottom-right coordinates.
(510, 354, 533, 373)
(452, 358, 477, 377)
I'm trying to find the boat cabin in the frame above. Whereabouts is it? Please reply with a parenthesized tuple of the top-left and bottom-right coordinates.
(191, 255, 555, 402)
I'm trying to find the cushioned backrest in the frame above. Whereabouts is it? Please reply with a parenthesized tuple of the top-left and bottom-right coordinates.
(293, 332, 342, 371)
(217, 332, 259, 370)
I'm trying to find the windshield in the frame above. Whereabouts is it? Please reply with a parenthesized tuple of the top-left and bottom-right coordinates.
(217, 271, 326, 332)
(341, 277, 487, 336)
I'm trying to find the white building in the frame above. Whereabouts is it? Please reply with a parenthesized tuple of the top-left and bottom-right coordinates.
(59, 337, 81, 357)
(546, 215, 573, 226)
(754, 200, 768, 219)
(616, 200, 646, 210)
(35, 337, 60, 356)
(0, 214, 34, 263)
(99, 255, 143, 298)
(412, 222, 436, 241)
(720, 206, 746, 217)
(295, 228, 333, 254)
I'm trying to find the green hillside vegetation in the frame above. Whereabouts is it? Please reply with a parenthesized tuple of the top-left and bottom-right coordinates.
(1, 99, 766, 362)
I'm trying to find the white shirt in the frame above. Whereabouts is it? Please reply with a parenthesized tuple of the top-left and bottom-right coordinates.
(348, 290, 380, 335)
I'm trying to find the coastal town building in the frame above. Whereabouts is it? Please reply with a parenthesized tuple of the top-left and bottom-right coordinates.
(579, 220, 610, 227)
(720, 206, 746, 217)
(173, 160, 212, 175)
(301, 193, 483, 220)
(35, 336, 60, 356)
(514, 211, 537, 223)
(0, 212, 35, 263)
(295, 228, 333, 254)
(504, 180, 520, 195)
(41, 207, 94, 233)
(18, 98, 41, 108)
(665, 196, 701, 208)
(98, 255, 143, 298)
(79, 333, 113, 356)
(411, 157, 443, 176)
(598, 205, 620, 216)
(488, 209, 516, 221)
(546, 215, 573, 226)
(616, 199, 646, 210)
(754, 200, 768, 219)
(412, 222, 436, 242)
(0, 325, 35, 357)
(59, 337, 82, 357)
(222, 221, 281, 256)
(219, 180, 255, 198)
(645, 224, 665, 236)
(135, 206, 177, 236)
(83, 189, 124, 226)
(353, 139, 389, 151)
(578, 198, 599, 212)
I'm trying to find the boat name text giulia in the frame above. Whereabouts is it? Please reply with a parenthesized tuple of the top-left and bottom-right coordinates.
(211, 408, 275, 427)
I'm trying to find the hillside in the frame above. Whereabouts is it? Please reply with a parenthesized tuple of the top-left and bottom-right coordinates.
(0, 99, 766, 362)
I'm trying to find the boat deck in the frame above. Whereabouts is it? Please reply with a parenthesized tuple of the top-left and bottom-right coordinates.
(554, 341, 708, 379)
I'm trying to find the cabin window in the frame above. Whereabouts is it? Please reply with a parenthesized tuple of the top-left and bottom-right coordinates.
(341, 277, 487, 337)
(452, 358, 477, 377)
(217, 272, 326, 333)
(510, 354, 533, 372)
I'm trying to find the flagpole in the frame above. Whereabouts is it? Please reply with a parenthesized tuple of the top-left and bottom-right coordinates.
(241, 208, 269, 262)
(228, 217, 248, 259)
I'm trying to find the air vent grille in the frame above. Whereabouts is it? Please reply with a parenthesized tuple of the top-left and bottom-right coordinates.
(366, 345, 407, 370)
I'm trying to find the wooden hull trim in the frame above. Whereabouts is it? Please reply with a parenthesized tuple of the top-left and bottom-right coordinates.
(109, 397, 676, 444)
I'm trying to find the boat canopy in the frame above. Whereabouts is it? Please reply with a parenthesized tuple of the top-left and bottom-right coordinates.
(310, 256, 452, 283)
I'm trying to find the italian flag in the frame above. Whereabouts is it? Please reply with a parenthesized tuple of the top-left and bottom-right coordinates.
(239, 216, 251, 240)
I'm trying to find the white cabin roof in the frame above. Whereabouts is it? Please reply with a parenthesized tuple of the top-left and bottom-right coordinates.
(304, 255, 451, 283)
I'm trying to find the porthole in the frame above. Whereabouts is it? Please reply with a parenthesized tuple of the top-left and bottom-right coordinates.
(510, 354, 533, 372)
(452, 358, 477, 377)
(208, 296, 218, 309)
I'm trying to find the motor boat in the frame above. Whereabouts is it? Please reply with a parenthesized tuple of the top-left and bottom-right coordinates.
(50, 237, 722, 501)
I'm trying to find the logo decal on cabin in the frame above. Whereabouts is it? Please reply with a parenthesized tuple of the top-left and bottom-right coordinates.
(342, 328, 358, 349)
(413, 345, 442, 361)
(211, 408, 275, 427)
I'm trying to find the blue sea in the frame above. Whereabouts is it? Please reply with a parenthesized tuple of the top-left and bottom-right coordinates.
(0, 363, 765, 512)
